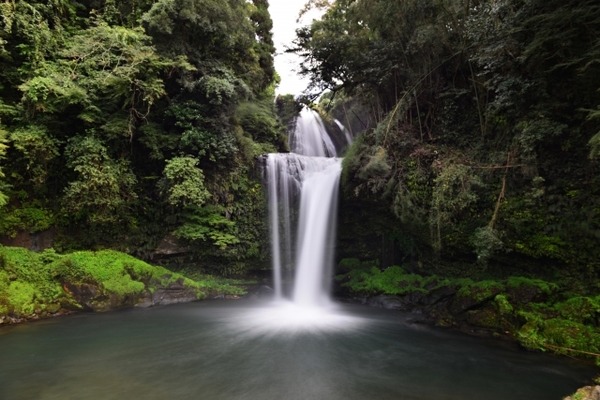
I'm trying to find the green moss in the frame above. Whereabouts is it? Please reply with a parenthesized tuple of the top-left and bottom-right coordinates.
(52, 250, 202, 297)
(517, 312, 600, 360)
(457, 280, 505, 303)
(466, 308, 501, 329)
(554, 296, 600, 325)
(506, 276, 557, 294)
(543, 319, 600, 354)
(494, 294, 514, 315)
(6, 281, 36, 315)
(0, 246, 221, 319)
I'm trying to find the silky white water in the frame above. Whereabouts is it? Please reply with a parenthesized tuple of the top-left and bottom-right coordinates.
(264, 108, 347, 327)
(334, 119, 354, 147)
(289, 108, 337, 157)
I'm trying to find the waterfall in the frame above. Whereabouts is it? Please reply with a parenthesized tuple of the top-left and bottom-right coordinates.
(266, 108, 342, 308)
(334, 119, 354, 147)
(289, 109, 337, 157)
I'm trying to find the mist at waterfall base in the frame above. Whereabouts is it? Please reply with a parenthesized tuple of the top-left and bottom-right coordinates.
(0, 110, 596, 399)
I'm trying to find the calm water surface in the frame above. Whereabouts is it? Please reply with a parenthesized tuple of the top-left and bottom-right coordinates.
(0, 300, 596, 400)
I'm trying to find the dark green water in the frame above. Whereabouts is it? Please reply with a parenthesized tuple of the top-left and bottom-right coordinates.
(0, 301, 596, 400)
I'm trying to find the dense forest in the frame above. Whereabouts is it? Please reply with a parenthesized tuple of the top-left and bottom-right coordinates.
(0, 0, 288, 275)
(290, 0, 600, 275)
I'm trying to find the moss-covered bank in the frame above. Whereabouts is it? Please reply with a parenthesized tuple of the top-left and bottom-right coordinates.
(336, 259, 600, 365)
(0, 246, 245, 325)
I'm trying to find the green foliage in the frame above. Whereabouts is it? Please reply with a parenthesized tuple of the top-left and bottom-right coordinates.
(5, 281, 36, 315)
(303, 0, 600, 273)
(19, 22, 180, 120)
(52, 249, 202, 296)
(161, 156, 209, 208)
(176, 267, 251, 295)
(430, 162, 483, 254)
(236, 100, 285, 146)
(275, 94, 302, 130)
(0, 247, 68, 316)
(0, 203, 54, 237)
(339, 265, 427, 295)
(9, 124, 59, 185)
(167, 101, 238, 163)
(470, 226, 504, 264)
(63, 136, 137, 224)
(174, 206, 239, 250)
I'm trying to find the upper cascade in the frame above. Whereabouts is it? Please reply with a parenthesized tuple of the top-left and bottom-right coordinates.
(334, 119, 354, 147)
(289, 109, 337, 157)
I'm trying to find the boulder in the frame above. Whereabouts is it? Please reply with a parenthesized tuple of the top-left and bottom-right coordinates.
(564, 386, 600, 400)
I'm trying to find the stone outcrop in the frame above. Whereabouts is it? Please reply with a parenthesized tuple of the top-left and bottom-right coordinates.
(564, 386, 600, 400)
(61, 276, 203, 312)
(348, 281, 537, 337)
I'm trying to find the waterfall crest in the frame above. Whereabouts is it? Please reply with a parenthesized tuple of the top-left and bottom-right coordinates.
(266, 109, 344, 308)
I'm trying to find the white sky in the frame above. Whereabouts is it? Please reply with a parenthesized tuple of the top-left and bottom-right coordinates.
(269, 0, 325, 96)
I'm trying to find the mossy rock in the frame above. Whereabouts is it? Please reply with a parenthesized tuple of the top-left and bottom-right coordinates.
(465, 299, 519, 332)
(451, 280, 505, 314)
(543, 318, 600, 355)
(506, 276, 557, 304)
(554, 296, 600, 325)
(0, 246, 209, 322)
(517, 315, 600, 359)
(466, 306, 501, 329)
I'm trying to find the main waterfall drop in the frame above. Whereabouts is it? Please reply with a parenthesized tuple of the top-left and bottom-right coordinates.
(266, 108, 344, 308)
